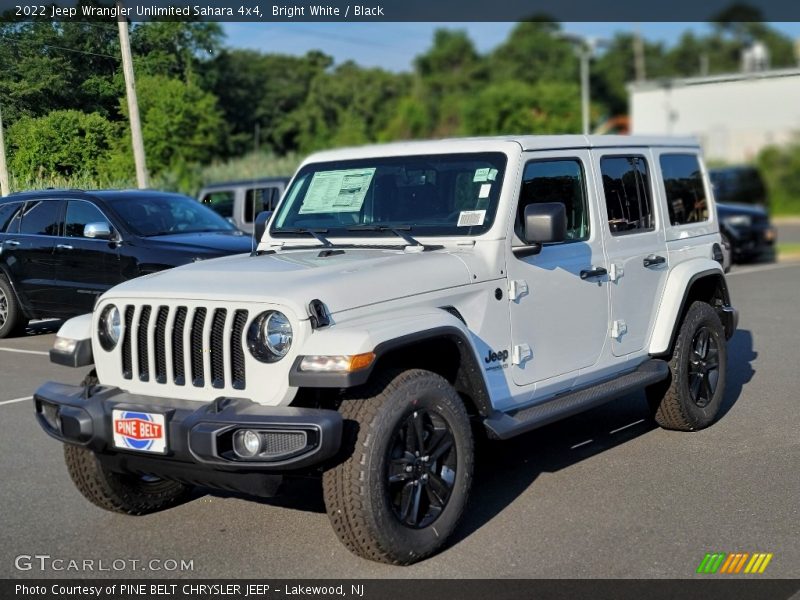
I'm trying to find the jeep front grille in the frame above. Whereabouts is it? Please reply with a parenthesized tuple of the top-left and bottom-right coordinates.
(120, 304, 249, 390)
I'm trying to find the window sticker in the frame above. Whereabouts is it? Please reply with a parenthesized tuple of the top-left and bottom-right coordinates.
(299, 168, 376, 214)
(473, 167, 491, 182)
(487, 168, 498, 181)
(478, 183, 491, 199)
(457, 210, 486, 227)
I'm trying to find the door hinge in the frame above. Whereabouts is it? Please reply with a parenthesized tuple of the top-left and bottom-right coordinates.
(611, 320, 628, 339)
(512, 343, 532, 365)
(508, 279, 528, 301)
(609, 263, 624, 282)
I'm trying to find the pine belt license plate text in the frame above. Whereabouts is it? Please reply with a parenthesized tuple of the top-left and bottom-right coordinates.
(112, 409, 167, 454)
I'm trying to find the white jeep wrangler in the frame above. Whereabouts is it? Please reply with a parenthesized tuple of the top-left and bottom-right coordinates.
(35, 135, 736, 565)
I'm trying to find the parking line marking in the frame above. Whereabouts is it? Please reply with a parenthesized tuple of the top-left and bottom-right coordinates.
(0, 348, 49, 356)
(609, 419, 645, 435)
(570, 439, 593, 449)
(0, 396, 32, 406)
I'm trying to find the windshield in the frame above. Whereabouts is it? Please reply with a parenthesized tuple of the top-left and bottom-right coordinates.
(271, 153, 507, 239)
(111, 194, 237, 237)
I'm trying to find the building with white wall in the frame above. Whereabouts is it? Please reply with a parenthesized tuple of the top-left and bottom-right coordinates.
(629, 68, 800, 163)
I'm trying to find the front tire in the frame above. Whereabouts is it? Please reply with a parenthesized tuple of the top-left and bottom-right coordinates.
(323, 369, 473, 565)
(63, 444, 191, 515)
(648, 301, 727, 431)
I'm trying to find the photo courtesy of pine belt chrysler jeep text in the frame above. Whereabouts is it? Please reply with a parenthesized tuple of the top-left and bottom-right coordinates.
(33, 135, 737, 565)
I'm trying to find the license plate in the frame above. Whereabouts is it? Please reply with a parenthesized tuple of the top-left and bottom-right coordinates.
(112, 409, 167, 454)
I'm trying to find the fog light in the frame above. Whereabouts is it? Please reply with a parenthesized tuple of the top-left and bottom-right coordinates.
(41, 402, 61, 432)
(233, 429, 261, 458)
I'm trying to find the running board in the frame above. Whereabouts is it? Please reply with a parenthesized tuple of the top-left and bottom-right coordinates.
(483, 359, 669, 440)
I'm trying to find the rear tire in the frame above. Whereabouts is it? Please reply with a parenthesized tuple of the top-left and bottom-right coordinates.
(647, 301, 727, 431)
(0, 276, 27, 338)
(63, 444, 191, 515)
(323, 369, 473, 565)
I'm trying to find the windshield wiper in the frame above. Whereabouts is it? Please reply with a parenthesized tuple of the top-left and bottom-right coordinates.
(346, 225, 422, 247)
(278, 227, 334, 247)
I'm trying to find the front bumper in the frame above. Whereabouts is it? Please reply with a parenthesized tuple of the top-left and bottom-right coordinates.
(33, 382, 342, 491)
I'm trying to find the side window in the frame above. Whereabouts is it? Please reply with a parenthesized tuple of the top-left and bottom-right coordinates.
(244, 187, 278, 223)
(19, 201, 61, 236)
(600, 156, 654, 235)
(0, 202, 23, 233)
(516, 159, 589, 242)
(201, 191, 234, 219)
(65, 201, 108, 237)
(660, 154, 709, 226)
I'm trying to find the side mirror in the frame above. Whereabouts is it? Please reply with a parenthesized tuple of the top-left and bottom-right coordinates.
(253, 210, 273, 245)
(84, 222, 112, 240)
(517, 203, 567, 256)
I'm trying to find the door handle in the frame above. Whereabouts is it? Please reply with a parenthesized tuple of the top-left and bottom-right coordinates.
(643, 254, 666, 268)
(4, 240, 20, 247)
(56, 244, 74, 251)
(580, 266, 608, 280)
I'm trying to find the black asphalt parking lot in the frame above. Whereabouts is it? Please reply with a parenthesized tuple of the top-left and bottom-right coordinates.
(1, 263, 798, 579)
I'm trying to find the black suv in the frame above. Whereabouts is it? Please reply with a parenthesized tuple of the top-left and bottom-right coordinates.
(709, 166, 777, 263)
(0, 189, 252, 338)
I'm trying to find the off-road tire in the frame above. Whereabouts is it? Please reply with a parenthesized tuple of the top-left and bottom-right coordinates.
(63, 444, 191, 515)
(648, 301, 727, 431)
(0, 276, 27, 339)
(323, 369, 473, 565)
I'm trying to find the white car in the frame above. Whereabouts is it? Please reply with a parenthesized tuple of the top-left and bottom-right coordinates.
(35, 135, 737, 565)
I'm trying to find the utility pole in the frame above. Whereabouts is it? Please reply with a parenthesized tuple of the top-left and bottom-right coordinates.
(0, 104, 9, 197)
(579, 48, 590, 135)
(633, 24, 646, 82)
(117, 1, 149, 189)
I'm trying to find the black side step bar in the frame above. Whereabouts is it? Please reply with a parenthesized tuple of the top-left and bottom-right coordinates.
(483, 359, 669, 440)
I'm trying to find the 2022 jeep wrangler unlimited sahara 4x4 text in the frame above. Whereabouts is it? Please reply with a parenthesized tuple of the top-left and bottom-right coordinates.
(34, 135, 736, 564)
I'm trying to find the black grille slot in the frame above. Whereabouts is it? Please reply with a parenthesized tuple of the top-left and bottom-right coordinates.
(190, 308, 207, 387)
(210, 309, 227, 389)
(121, 306, 134, 379)
(137, 306, 152, 381)
(230, 310, 248, 390)
(154, 306, 169, 384)
(172, 307, 187, 386)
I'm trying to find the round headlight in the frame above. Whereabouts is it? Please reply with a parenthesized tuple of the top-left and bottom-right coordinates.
(99, 304, 122, 351)
(247, 311, 293, 362)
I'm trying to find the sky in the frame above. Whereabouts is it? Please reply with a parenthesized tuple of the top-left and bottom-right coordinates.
(222, 22, 800, 72)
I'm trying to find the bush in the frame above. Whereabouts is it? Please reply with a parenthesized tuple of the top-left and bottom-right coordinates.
(8, 110, 119, 180)
(758, 138, 800, 215)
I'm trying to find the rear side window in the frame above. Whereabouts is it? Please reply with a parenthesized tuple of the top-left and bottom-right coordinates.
(19, 201, 61, 236)
(244, 187, 280, 223)
(201, 191, 234, 219)
(0, 202, 23, 233)
(517, 159, 589, 242)
(600, 156, 654, 235)
(660, 154, 709, 226)
(65, 201, 108, 237)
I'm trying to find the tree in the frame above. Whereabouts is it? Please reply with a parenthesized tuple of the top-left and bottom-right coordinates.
(461, 80, 582, 136)
(114, 75, 225, 177)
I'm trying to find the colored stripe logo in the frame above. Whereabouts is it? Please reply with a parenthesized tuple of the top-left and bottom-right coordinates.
(696, 552, 773, 574)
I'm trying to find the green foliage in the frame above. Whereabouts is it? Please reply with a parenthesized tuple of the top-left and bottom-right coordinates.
(758, 138, 800, 215)
(7, 110, 119, 180)
(462, 81, 582, 136)
(115, 75, 226, 179)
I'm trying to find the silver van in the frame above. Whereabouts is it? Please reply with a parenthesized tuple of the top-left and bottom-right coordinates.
(198, 177, 289, 233)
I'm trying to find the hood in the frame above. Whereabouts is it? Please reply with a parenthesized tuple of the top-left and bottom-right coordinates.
(102, 247, 473, 318)
(716, 202, 768, 219)
(143, 231, 253, 255)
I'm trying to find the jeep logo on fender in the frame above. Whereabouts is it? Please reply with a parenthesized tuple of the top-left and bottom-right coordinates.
(485, 349, 509, 364)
